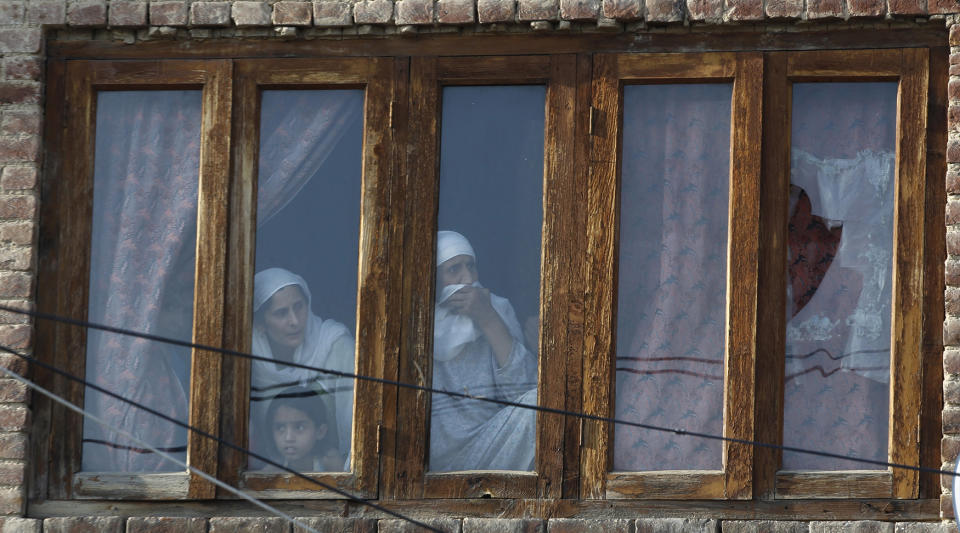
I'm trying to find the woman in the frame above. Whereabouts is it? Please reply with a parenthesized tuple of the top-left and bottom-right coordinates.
(430, 231, 538, 472)
(250, 267, 355, 471)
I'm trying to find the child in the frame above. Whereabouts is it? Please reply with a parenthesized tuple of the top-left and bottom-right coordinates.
(264, 386, 344, 472)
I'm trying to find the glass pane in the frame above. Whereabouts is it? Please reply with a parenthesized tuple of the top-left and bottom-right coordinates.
(613, 84, 732, 472)
(249, 90, 363, 473)
(82, 91, 201, 472)
(782, 82, 897, 470)
(429, 85, 544, 472)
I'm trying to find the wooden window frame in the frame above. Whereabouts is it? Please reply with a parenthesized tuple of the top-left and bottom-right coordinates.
(581, 52, 762, 500)
(32, 43, 943, 506)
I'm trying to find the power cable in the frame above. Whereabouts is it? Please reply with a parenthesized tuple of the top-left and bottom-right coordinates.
(0, 362, 323, 533)
(0, 343, 443, 533)
(2, 303, 955, 478)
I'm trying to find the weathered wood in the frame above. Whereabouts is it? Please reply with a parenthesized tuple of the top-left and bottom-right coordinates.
(535, 54, 578, 500)
(561, 52, 592, 501)
(241, 472, 359, 497)
(607, 472, 725, 500)
(889, 46, 928, 500)
(188, 59, 232, 499)
(72, 473, 190, 500)
(580, 52, 619, 500)
(47, 29, 947, 61)
(919, 45, 947, 500)
(723, 52, 763, 501)
(754, 51, 790, 501)
(786, 48, 903, 78)
(437, 56, 551, 82)
(423, 472, 538, 499)
(775, 471, 892, 499)
(28, 496, 940, 521)
(614, 52, 736, 79)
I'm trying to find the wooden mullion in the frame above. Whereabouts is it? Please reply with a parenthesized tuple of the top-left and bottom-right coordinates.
(393, 56, 439, 499)
(423, 472, 537, 498)
(754, 51, 790, 501)
(723, 51, 763, 500)
(919, 45, 947, 500)
(218, 60, 260, 494)
(890, 46, 928, 500)
(581, 53, 620, 500)
(435, 56, 552, 83)
(561, 52, 592, 500)
(187, 59, 233, 499)
(536, 54, 578, 500)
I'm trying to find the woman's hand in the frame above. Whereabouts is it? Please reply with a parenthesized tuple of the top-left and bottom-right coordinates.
(444, 286, 514, 367)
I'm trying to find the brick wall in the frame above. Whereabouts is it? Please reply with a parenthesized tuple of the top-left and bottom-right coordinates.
(0, 0, 958, 528)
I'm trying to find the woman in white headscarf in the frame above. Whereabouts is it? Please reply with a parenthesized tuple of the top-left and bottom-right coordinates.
(250, 267, 355, 471)
(430, 231, 538, 472)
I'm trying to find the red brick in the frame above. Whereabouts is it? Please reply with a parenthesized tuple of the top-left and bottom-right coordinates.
(723, 0, 764, 20)
(951, 64, 960, 77)
(478, 0, 516, 20)
(109, 1, 149, 27)
(0, 273, 31, 299)
(208, 518, 288, 533)
(396, 0, 435, 24)
(0, 29, 41, 54)
(518, 0, 560, 19)
(439, 0, 478, 22)
(646, 0, 683, 20)
(0, 406, 28, 432)
(273, 1, 313, 25)
(948, 139, 960, 163)
(950, 229, 960, 254)
(0, 3, 24, 25)
(462, 519, 544, 533)
(0, 380, 26, 404)
(0, 326, 30, 351)
(765, 0, 803, 17)
(944, 435, 960, 462)
(0, 139, 39, 164)
(946, 379, 960, 403)
(0, 487, 22, 515)
(949, 198, 960, 225)
(0, 224, 32, 247)
(232, 1, 272, 26)
(948, 257, 960, 284)
(560, 0, 600, 18)
(603, 0, 643, 16)
(378, 519, 461, 533)
(929, 0, 960, 12)
(1, 112, 41, 138)
(191, 2, 232, 26)
(67, 1, 107, 26)
(354, 0, 395, 23)
(0, 85, 40, 106)
(3, 57, 41, 83)
(0, 462, 25, 487)
(945, 348, 960, 373)
(0, 248, 32, 272)
(27, 2, 66, 25)
(0, 168, 35, 191)
(314, 1, 353, 26)
(942, 492, 954, 519)
(0, 434, 24, 461)
(945, 316, 960, 345)
(150, 1, 189, 26)
(952, 25, 960, 46)
(0, 517, 39, 532)
(948, 286, 960, 315)
(126, 517, 207, 533)
(888, 0, 926, 13)
(946, 407, 960, 434)
(43, 517, 124, 533)
(686, 0, 722, 19)
(548, 519, 633, 533)
(807, 0, 844, 18)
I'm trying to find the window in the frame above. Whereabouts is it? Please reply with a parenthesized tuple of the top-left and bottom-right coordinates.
(33, 44, 943, 507)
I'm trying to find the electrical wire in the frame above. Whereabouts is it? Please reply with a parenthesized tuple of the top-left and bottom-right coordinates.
(0, 343, 443, 533)
(0, 363, 323, 533)
(1, 303, 955, 478)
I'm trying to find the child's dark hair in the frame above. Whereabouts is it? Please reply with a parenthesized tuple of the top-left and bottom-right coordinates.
(266, 386, 332, 458)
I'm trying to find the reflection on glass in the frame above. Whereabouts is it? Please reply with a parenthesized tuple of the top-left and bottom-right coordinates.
(429, 86, 544, 472)
(248, 90, 363, 473)
(613, 84, 732, 472)
(82, 91, 201, 472)
(782, 83, 896, 470)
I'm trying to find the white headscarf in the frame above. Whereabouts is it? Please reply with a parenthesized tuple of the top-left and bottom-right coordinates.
(437, 230, 475, 266)
(250, 268, 351, 393)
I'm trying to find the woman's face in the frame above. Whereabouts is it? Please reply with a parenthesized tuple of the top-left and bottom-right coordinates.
(437, 254, 478, 288)
(271, 405, 324, 463)
(262, 285, 308, 352)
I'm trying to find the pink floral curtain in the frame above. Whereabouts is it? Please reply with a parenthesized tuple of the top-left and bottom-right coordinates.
(613, 84, 731, 471)
(83, 91, 201, 472)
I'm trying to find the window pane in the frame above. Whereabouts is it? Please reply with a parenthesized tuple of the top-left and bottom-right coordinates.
(429, 86, 543, 472)
(613, 84, 732, 472)
(82, 91, 201, 472)
(249, 90, 363, 473)
(782, 82, 897, 470)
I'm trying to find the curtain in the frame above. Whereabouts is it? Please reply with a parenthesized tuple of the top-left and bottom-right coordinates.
(613, 84, 731, 471)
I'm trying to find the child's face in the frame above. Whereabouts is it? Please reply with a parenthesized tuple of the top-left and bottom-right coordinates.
(271, 405, 325, 464)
